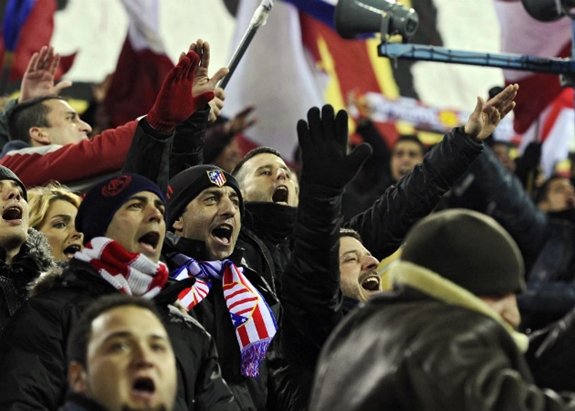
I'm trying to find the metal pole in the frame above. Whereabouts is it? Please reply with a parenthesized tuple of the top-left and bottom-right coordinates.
(219, 0, 274, 89)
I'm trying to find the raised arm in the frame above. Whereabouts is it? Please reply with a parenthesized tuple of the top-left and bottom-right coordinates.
(169, 40, 229, 177)
(19, 45, 72, 103)
(268, 105, 371, 409)
(347, 84, 519, 259)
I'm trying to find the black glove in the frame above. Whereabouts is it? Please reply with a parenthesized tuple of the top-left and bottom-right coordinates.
(297, 105, 372, 189)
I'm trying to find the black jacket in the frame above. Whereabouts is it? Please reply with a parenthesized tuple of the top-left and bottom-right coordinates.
(242, 127, 483, 294)
(437, 147, 575, 330)
(346, 127, 483, 261)
(164, 236, 279, 411)
(266, 182, 344, 411)
(342, 119, 393, 220)
(309, 262, 575, 411)
(526, 305, 575, 392)
(0, 259, 238, 411)
(0, 228, 54, 331)
(58, 394, 108, 411)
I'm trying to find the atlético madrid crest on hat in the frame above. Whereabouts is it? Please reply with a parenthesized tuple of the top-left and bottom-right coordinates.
(207, 169, 227, 187)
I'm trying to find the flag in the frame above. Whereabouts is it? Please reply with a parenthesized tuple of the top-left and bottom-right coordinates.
(222, 0, 456, 159)
(0, 0, 58, 80)
(283, 0, 336, 28)
(222, 0, 323, 160)
(102, 0, 174, 127)
(494, 0, 573, 176)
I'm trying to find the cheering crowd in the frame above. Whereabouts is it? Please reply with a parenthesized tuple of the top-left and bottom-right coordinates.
(1, 41, 575, 411)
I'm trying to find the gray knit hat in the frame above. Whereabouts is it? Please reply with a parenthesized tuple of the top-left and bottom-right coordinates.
(0, 166, 26, 200)
(402, 209, 525, 295)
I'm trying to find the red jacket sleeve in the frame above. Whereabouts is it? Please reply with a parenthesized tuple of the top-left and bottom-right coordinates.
(0, 120, 138, 187)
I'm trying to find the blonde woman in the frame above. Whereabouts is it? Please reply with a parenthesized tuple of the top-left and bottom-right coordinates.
(28, 183, 83, 262)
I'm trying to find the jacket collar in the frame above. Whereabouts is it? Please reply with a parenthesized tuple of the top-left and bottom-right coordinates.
(163, 232, 278, 306)
(391, 260, 529, 352)
(60, 393, 109, 411)
(164, 231, 246, 266)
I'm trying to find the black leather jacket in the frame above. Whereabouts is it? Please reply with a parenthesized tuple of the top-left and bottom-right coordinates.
(310, 285, 575, 411)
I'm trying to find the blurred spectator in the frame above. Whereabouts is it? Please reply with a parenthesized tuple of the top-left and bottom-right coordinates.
(204, 106, 256, 172)
(1, 45, 224, 190)
(343, 91, 425, 219)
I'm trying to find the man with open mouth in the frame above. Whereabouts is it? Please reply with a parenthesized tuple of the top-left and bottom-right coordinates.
(232, 84, 519, 310)
(0, 173, 238, 411)
(0, 165, 55, 331)
(165, 164, 279, 411)
(63, 294, 177, 411)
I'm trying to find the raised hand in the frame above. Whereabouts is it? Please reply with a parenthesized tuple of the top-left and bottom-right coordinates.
(19, 45, 72, 102)
(146, 50, 208, 132)
(208, 87, 225, 123)
(464, 83, 519, 140)
(189, 39, 229, 120)
(297, 105, 372, 189)
(224, 105, 257, 135)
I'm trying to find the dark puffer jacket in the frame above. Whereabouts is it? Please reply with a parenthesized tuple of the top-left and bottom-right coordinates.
(266, 182, 344, 411)
(0, 258, 238, 411)
(0, 228, 54, 331)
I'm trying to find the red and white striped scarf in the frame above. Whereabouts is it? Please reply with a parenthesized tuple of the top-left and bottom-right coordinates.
(75, 237, 169, 299)
(169, 253, 277, 377)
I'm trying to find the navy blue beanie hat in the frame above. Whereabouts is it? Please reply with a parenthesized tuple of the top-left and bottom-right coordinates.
(0, 166, 26, 200)
(167, 165, 243, 229)
(75, 174, 166, 242)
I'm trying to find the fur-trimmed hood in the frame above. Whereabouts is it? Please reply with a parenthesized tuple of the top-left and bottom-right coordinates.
(390, 260, 529, 352)
(21, 228, 55, 273)
(0, 228, 56, 295)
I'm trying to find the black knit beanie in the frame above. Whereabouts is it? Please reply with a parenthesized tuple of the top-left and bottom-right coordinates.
(0, 166, 26, 200)
(75, 174, 166, 242)
(167, 165, 243, 229)
(402, 209, 525, 295)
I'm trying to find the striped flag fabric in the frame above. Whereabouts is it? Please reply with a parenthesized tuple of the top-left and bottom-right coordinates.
(493, 0, 573, 176)
(222, 0, 447, 158)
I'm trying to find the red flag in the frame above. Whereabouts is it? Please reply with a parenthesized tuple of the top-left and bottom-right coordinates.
(493, 0, 574, 175)
(102, 0, 174, 127)
(0, 0, 76, 82)
(0, 0, 54, 80)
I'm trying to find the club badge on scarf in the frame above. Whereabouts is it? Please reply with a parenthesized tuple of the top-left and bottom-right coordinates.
(75, 237, 169, 299)
(169, 253, 277, 377)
